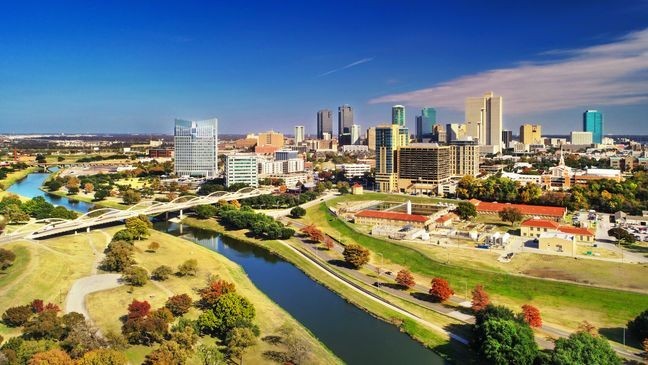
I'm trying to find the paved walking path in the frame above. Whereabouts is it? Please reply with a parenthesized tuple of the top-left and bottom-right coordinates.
(65, 274, 122, 319)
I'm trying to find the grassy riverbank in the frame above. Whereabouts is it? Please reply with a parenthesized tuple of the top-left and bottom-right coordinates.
(44, 189, 128, 210)
(86, 229, 341, 365)
(307, 203, 648, 331)
(0, 166, 39, 190)
(181, 216, 473, 363)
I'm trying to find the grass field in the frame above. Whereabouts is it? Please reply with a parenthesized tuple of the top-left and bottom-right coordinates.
(327, 191, 460, 206)
(114, 178, 149, 189)
(45, 189, 128, 210)
(86, 229, 340, 365)
(0, 166, 39, 190)
(306, 203, 648, 331)
(181, 217, 472, 363)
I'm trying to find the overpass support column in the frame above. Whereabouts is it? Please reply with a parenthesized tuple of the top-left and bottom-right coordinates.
(86, 227, 90, 233)
(179, 209, 184, 219)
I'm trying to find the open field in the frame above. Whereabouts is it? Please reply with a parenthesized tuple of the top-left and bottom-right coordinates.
(114, 178, 149, 189)
(0, 232, 99, 337)
(45, 189, 128, 210)
(306, 203, 648, 331)
(0, 166, 39, 189)
(182, 217, 472, 363)
(327, 191, 460, 206)
(86, 229, 340, 365)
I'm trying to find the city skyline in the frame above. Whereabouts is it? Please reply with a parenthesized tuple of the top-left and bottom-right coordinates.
(1, 1, 648, 135)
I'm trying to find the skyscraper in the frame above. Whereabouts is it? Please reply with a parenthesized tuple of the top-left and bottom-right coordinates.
(583, 110, 603, 144)
(445, 123, 466, 143)
(174, 118, 218, 177)
(366, 127, 376, 151)
(375, 124, 409, 192)
(465, 92, 503, 153)
(317, 109, 332, 139)
(392, 105, 406, 126)
(338, 104, 353, 137)
(415, 107, 436, 142)
(350, 124, 361, 145)
(520, 124, 542, 145)
(294, 125, 305, 144)
(502, 130, 513, 148)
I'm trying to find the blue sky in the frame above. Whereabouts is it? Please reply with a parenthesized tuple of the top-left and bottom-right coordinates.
(1, 0, 647, 135)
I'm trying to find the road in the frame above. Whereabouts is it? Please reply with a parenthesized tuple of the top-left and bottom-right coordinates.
(64, 274, 122, 319)
(281, 216, 645, 362)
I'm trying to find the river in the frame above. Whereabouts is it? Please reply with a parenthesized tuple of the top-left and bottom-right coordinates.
(7, 172, 446, 364)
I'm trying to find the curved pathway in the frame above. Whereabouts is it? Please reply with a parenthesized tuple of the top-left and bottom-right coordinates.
(65, 273, 122, 319)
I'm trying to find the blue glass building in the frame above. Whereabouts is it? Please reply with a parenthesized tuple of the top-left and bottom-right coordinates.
(415, 107, 436, 142)
(583, 110, 603, 144)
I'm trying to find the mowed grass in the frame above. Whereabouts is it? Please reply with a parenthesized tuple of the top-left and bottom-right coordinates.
(308, 203, 648, 330)
(181, 217, 472, 363)
(45, 189, 128, 210)
(0, 166, 38, 189)
(86, 229, 340, 365)
(0, 232, 99, 337)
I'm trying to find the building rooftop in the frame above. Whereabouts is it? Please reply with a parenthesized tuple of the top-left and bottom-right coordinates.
(521, 218, 560, 229)
(557, 225, 594, 236)
(355, 210, 430, 223)
(471, 200, 567, 218)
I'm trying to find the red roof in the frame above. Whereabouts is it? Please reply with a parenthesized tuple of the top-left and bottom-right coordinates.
(352, 183, 363, 188)
(355, 210, 430, 223)
(558, 226, 594, 236)
(521, 218, 560, 229)
(471, 200, 566, 218)
(435, 213, 458, 223)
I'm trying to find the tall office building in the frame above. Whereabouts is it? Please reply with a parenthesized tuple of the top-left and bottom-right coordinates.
(446, 123, 466, 143)
(350, 124, 361, 145)
(392, 105, 406, 126)
(465, 92, 503, 153)
(415, 107, 436, 142)
(316, 109, 333, 139)
(338, 105, 354, 142)
(366, 127, 376, 151)
(294, 125, 305, 144)
(502, 130, 513, 148)
(225, 154, 258, 187)
(583, 110, 603, 144)
(571, 131, 593, 145)
(519, 124, 542, 145)
(174, 118, 218, 177)
(375, 124, 409, 192)
(258, 131, 284, 148)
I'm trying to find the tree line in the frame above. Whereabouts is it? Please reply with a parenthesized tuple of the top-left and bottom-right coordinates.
(0, 195, 78, 225)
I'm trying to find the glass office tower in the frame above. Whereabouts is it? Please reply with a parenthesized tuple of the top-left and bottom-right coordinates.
(583, 110, 603, 144)
(174, 118, 218, 177)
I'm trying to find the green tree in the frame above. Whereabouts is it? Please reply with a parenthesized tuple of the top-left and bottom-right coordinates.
(177, 259, 198, 277)
(93, 188, 110, 201)
(607, 227, 636, 244)
(122, 189, 142, 205)
(112, 229, 135, 242)
(197, 293, 256, 338)
(478, 318, 538, 365)
(627, 308, 648, 341)
(152, 265, 174, 281)
(195, 205, 218, 219)
(4, 204, 30, 223)
(342, 244, 370, 269)
(2, 305, 33, 327)
(143, 340, 189, 365)
(100, 241, 135, 272)
(122, 266, 149, 286)
(76, 349, 128, 365)
(124, 216, 151, 239)
(552, 331, 620, 365)
(197, 344, 225, 365)
(499, 207, 524, 225)
(23, 311, 64, 340)
(226, 327, 257, 364)
(289, 206, 306, 219)
(454, 201, 477, 220)
(0, 248, 16, 270)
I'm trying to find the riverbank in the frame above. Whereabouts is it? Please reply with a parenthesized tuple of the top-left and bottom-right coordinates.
(181, 216, 471, 363)
(43, 188, 128, 210)
(0, 166, 39, 190)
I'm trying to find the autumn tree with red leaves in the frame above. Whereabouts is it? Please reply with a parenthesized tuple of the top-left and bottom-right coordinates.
(429, 277, 454, 302)
(521, 304, 542, 328)
(471, 285, 490, 312)
(395, 269, 415, 289)
(31, 299, 45, 313)
(127, 299, 151, 320)
(323, 237, 334, 250)
(300, 224, 324, 243)
(198, 278, 236, 309)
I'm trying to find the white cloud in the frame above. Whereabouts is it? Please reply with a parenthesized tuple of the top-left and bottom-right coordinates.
(369, 29, 648, 115)
(318, 57, 374, 77)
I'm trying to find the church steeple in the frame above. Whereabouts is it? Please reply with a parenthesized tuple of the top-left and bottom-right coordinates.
(559, 148, 565, 167)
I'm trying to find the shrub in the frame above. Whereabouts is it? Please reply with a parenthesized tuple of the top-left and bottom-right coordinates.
(0, 248, 16, 270)
(165, 294, 193, 317)
(289, 206, 306, 218)
(122, 266, 149, 286)
(177, 259, 198, 277)
(152, 265, 174, 281)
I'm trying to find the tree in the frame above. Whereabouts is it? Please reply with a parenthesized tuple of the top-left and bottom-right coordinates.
(0, 248, 16, 270)
(429, 277, 454, 302)
(28, 349, 74, 365)
(289, 206, 306, 219)
(552, 331, 620, 365)
(60, 320, 107, 359)
(23, 311, 64, 340)
(478, 318, 538, 365)
(100, 241, 134, 272)
(342, 244, 370, 269)
(66, 176, 80, 190)
(124, 216, 150, 239)
(165, 294, 193, 317)
(4, 204, 30, 223)
(608, 227, 636, 244)
(300, 224, 324, 243)
(2, 305, 33, 327)
(520, 304, 542, 328)
(226, 327, 257, 364)
(35, 154, 47, 164)
(122, 266, 148, 286)
(577, 320, 598, 336)
(45, 180, 62, 192)
(197, 293, 256, 338)
(199, 278, 236, 309)
(177, 259, 198, 277)
(628, 308, 648, 341)
(323, 236, 334, 250)
(147, 241, 160, 252)
(127, 300, 151, 320)
(122, 189, 141, 205)
(83, 183, 94, 194)
(454, 201, 477, 220)
(195, 205, 218, 219)
(395, 269, 415, 289)
(499, 207, 524, 225)
(471, 285, 490, 312)
(112, 229, 135, 242)
(144, 340, 190, 365)
(152, 265, 174, 281)
(76, 349, 128, 365)
(197, 344, 225, 365)
(278, 324, 311, 365)
(93, 188, 110, 201)
(122, 316, 168, 345)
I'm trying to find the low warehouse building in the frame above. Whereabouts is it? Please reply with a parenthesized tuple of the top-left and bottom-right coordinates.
(354, 210, 432, 230)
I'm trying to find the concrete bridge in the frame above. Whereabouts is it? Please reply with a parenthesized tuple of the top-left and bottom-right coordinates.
(0, 187, 271, 241)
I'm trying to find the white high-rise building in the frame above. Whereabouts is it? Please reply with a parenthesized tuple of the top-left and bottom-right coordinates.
(294, 125, 305, 144)
(570, 131, 593, 145)
(225, 154, 258, 187)
(350, 124, 361, 145)
(465, 92, 503, 153)
(174, 118, 218, 177)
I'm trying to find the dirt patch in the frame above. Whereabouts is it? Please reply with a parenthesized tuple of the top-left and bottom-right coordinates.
(522, 268, 580, 282)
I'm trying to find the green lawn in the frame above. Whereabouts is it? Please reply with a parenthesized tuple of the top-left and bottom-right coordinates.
(308, 203, 648, 331)
(0, 166, 38, 189)
(45, 189, 128, 210)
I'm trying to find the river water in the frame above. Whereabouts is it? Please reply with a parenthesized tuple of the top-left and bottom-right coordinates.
(8, 172, 446, 364)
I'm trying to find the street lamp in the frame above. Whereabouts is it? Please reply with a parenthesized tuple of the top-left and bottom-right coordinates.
(376, 252, 384, 265)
